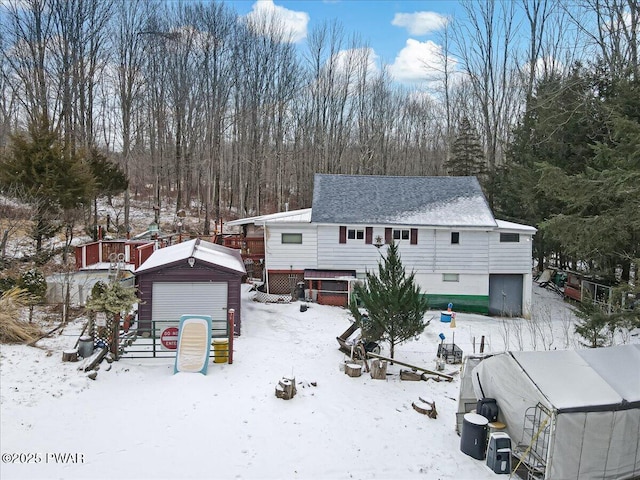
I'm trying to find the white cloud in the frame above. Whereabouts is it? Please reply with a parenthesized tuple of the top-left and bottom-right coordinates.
(391, 11, 448, 36)
(244, 0, 309, 43)
(387, 38, 456, 84)
(332, 47, 380, 77)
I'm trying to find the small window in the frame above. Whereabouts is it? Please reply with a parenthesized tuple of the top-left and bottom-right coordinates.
(348, 229, 364, 240)
(500, 233, 520, 243)
(451, 232, 460, 244)
(281, 233, 302, 244)
(443, 273, 459, 282)
(393, 229, 410, 240)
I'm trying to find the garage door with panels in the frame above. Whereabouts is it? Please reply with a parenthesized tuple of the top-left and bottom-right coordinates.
(152, 282, 228, 338)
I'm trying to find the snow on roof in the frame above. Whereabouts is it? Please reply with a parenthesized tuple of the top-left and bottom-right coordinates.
(135, 239, 246, 275)
(495, 219, 537, 233)
(511, 344, 640, 411)
(310, 174, 498, 227)
(225, 208, 312, 227)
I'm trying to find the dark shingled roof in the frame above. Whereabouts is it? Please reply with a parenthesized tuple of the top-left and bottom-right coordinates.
(310, 174, 497, 227)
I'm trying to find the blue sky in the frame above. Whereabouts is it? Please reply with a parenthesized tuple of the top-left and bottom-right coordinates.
(232, 0, 467, 85)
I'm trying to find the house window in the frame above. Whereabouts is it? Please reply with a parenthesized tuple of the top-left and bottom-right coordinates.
(348, 229, 364, 240)
(500, 233, 520, 243)
(451, 232, 460, 244)
(281, 233, 302, 244)
(443, 273, 459, 282)
(393, 229, 410, 241)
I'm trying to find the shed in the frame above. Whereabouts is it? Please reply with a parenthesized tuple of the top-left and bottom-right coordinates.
(471, 345, 640, 480)
(135, 239, 246, 336)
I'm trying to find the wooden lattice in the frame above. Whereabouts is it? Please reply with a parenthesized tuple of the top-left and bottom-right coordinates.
(268, 272, 303, 295)
(91, 313, 119, 357)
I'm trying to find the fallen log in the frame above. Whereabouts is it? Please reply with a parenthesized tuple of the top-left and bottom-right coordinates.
(366, 351, 454, 382)
(79, 347, 108, 372)
(27, 323, 64, 347)
(400, 369, 423, 381)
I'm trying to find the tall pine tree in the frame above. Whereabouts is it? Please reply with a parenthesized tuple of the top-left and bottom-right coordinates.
(445, 117, 486, 178)
(349, 242, 429, 359)
(0, 118, 93, 252)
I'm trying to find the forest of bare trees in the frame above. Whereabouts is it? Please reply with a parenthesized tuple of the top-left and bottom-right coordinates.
(0, 0, 638, 236)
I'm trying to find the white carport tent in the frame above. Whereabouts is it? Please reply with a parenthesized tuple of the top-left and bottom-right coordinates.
(472, 344, 640, 480)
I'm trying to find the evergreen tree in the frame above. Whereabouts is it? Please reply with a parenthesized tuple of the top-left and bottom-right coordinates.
(86, 281, 137, 318)
(349, 242, 429, 359)
(538, 75, 640, 281)
(17, 268, 47, 322)
(571, 291, 638, 349)
(0, 119, 93, 252)
(444, 117, 486, 178)
(86, 280, 138, 357)
(87, 149, 128, 240)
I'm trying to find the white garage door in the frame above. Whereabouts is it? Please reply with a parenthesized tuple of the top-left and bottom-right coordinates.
(152, 282, 228, 336)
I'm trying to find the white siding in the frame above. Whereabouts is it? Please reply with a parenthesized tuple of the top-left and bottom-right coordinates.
(316, 226, 395, 272)
(264, 224, 317, 270)
(264, 224, 534, 307)
(433, 230, 489, 273)
(489, 231, 534, 273)
(316, 226, 493, 276)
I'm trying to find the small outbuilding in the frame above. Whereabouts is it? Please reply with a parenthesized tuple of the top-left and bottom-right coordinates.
(471, 344, 640, 480)
(135, 238, 246, 336)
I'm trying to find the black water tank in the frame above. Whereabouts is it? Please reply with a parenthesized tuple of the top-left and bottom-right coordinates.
(477, 397, 499, 422)
(460, 413, 489, 460)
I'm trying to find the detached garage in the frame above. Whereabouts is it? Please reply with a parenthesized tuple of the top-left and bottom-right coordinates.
(135, 239, 246, 336)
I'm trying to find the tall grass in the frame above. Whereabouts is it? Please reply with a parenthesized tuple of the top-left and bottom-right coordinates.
(0, 288, 43, 343)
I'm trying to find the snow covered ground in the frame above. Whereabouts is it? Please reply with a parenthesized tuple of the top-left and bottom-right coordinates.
(0, 284, 632, 480)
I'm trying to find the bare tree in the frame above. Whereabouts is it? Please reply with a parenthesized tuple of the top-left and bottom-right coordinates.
(114, 0, 150, 233)
(453, 0, 521, 206)
(191, 2, 237, 234)
(566, 0, 639, 81)
(1, 0, 54, 126)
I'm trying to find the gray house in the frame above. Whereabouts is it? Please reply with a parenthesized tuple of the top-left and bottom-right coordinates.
(135, 238, 246, 336)
(228, 174, 536, 316)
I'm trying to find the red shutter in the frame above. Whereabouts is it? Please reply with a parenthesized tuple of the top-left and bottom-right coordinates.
(410, 228, 418, 245)
(385, 228, 392, 244)
(339, 226, 347, 244)
(365, 227, 373, 244)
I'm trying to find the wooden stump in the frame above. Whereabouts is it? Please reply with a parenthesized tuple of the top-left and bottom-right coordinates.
(345, 363, 362, 377)
(370, 359, 387, 379)
(275, 376, 297, 400)
(62, 349, 78, 362)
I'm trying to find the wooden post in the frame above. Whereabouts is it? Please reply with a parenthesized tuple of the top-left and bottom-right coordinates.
(228, 308, 235, 364)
